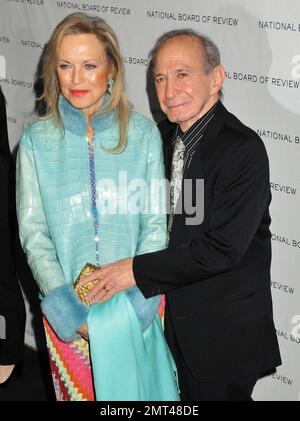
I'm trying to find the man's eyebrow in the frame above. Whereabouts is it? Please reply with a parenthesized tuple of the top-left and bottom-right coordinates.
(154, 67, 191, 77)
(175, 67, 191, 73)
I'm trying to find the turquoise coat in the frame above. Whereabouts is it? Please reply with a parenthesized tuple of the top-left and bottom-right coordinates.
(16, 97, 179, 401)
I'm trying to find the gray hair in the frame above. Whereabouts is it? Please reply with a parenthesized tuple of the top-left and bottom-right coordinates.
(149, 29, 221, 74)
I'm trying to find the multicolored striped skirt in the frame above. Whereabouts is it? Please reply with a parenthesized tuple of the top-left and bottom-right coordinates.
(43, 318, 95, 401)
(43, 295, 166, 401)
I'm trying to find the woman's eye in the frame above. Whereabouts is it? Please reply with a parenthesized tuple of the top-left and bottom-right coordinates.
(84, 63, 97, 70)
(58, 64, 70, 70)
(155, 76, 165, 84)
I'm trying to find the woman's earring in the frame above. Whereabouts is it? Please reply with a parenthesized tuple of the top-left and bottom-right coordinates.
(107, 78, 114, 94)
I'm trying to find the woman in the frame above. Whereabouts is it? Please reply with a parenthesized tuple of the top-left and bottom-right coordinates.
(16, 13, 179, 401)
(0, 86, 26, 384)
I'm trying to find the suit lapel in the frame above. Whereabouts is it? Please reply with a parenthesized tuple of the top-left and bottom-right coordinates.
(158, 120, 176, 181)
(184, 102, 227, 180)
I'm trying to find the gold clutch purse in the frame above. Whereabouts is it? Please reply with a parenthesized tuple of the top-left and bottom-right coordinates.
(73, 263, 99, 305)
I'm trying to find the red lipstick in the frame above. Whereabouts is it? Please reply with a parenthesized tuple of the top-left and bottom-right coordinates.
(70, 89, 90, 96)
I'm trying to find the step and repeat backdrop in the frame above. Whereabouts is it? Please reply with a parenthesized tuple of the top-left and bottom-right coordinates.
(0, 0, 299, 401)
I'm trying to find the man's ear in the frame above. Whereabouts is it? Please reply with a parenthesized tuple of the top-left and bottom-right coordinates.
(210, 65, 225, 96)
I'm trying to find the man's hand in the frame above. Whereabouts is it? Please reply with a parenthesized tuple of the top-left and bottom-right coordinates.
(78, 258, 136, 304)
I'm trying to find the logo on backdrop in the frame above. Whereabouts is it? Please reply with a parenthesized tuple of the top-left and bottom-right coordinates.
(257, 128, 300, 146)
(271, 281, 295, 295)
(291, 315, 300, 340)
(258, 19, 300, 32)
(291, 55, 300, 80)
(276, 327, 300, 344)
(271, 233, 300, 249)
(271, 372, 293, 386)
(7, 115, 17, 124)
(0, 74, 33, 89)
(20, 39, 47, 50)
(0, 55, 6, 79)
(0, 36, 9, 44)
(270, 182, 297, 196)
(0, 315, 6, 340)
(225, 71, 300, 89)
(145, 9, 239, 26)
(123, 56, 149, 67)
(7, 0, 44, 6)
(56, 2, 131, 16)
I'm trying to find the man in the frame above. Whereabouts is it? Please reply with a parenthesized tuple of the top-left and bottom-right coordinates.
(0, 86, 26, 384)
(80, 30, 281, 401)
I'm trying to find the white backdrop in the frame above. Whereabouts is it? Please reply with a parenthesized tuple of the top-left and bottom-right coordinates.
(0, 0, 299, 401)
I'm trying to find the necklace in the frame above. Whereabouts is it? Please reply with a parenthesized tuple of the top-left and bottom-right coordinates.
(87, 131, 100, 267)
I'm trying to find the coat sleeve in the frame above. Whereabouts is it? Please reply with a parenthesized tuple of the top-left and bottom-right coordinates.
(133, 136, 271, 297)
(16, 128, 88, 342)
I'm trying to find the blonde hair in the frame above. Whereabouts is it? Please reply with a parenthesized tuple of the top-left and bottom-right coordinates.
(41, 12, 130, 153)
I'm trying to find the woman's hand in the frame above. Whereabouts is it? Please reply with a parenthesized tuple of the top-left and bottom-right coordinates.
(78, 258, 136, 304)
(76, 323, 89, 341)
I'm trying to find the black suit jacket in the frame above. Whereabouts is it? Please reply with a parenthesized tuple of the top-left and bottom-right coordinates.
(134, 102, 281, 382)
(0, 86, 25, 364)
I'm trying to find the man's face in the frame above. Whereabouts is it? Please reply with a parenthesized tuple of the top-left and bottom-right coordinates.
(154, 35, 222, 132)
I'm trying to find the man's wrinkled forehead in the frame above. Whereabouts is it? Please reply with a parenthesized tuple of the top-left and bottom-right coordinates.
(154, 35, 205, 71)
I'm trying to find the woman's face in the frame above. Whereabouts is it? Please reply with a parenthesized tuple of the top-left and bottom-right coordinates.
(56, 33, 111, 118)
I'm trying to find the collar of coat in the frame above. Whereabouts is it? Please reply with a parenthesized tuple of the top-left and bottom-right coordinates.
(58, 94, 117, 136)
